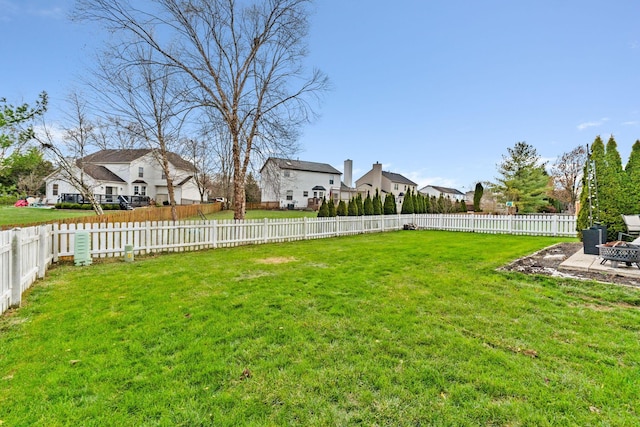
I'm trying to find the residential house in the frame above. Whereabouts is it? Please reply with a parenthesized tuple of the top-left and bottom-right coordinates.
(355, 162, 418, 212)
(45, 149, 200, 206)
(419, 185, 465, 201)
(260, 157, 342, 209)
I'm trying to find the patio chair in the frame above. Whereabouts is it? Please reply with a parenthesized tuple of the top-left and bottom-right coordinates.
(618, 214, 640, 241)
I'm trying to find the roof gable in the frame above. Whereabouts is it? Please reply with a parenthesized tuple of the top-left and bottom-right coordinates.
(381, 171, 417, 186)
(81, 149, 196, 172)
(78, 164, 125, 182)
(262, 157, 341, 175)
(422, 185, 464, 196)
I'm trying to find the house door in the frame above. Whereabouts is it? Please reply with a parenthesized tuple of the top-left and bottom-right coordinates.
(105, 186, 115, 203)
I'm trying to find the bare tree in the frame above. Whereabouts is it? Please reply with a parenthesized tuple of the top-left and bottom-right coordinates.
(75, 0, 328, 219)
(550, 145, 587, 214)
(180, 138, 215, 203)
(92, 42, 187, 220)
(35, 92, 104, 215)
(93, 116, 143, 150)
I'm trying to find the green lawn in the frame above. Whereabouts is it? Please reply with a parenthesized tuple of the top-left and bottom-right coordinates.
(1, 231, 639, 425)
(0, 205, 95, 228)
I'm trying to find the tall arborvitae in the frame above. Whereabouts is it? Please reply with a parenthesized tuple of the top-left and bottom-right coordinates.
(364, 191, 374, 215)
(436, 194, 445, 213)
(461, 199, 468, 212)
(415, 192, 424, 213)
(425, 194, 432, 213)
(454, 199, 461, 213)
(348, 197, 358, 216)
(373, 189, 382, 215)
(383, 193, 397, 214)
(356, 193, 364, 216)
(328, 198, 336, 217)
(599, 136, 626, 237)
(401, 189, 415, 214)
(577, 136, 605, 233)
(626, 140, 640, 213)
(412, 191, 419, 213)
(473, 182, 484, 212)
(317, 197, 329, 217)
(337, 200, 347, 216)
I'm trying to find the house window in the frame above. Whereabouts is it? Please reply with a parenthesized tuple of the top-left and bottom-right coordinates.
(329, 177, 334, 185)
(133, 186, 147, 196)
(284, 170, 290, 178)
(286, 190, 293, 201)
(161, 171, 167, 179)
(303, 191, 308, 197)
(394, 183, 399, 191)
(52, 184, 58, 196)
(138, 167, 144, 178)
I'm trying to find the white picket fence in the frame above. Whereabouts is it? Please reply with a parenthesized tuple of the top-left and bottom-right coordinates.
(1, 213, 577, 315)
(1, 225, 55, 314)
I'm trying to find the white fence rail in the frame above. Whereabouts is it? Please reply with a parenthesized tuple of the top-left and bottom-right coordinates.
(1, 213, 576, 315)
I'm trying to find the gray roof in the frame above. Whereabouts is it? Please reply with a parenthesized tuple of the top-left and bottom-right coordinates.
(81, 149, 196, 172)
(262, 157, 341, 175)
(382, 171, 417, 186)
(422, 185, 464, 196)
(79, 164, 125, 182)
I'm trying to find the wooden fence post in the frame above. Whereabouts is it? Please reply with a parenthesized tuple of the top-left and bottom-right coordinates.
(10, 228, 22, 308)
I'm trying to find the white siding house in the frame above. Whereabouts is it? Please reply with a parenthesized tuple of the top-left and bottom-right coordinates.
(419, 185, 465, 201)
(45, 149, 200, 205)
(260, 158, 342, 209)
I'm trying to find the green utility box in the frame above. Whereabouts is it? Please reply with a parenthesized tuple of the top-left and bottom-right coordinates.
(74, 231, 92, 266)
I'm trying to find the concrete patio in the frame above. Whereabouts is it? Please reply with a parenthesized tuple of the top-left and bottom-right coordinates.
(560, 247, 640, 279)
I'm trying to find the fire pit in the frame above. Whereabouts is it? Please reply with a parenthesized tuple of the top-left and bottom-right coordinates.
(597, 242, 640, 269)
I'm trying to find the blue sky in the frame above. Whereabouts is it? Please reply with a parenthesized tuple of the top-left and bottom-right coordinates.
(3, 1, 640, 193)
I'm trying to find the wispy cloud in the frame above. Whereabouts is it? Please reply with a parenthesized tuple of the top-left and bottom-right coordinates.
(27, 6, 64, 19)
(577, 118, 609, 131)
(0, 0, 18, 21)
(0, 1, 65, 21)
(623, 120, 639, 126)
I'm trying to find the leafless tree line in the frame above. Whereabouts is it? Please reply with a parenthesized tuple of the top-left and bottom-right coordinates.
(45, 0, 329, 219)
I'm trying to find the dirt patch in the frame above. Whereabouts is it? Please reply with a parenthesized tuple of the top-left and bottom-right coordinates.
(500, 242, 640, 287)
(255, 257, 296, 265)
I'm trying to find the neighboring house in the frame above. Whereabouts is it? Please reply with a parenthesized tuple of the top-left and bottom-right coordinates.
(355, 162, 418, 212)
(260, 157, 342, 209)
(419, 185, 466, 201)
(45, 149, 200, 206)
